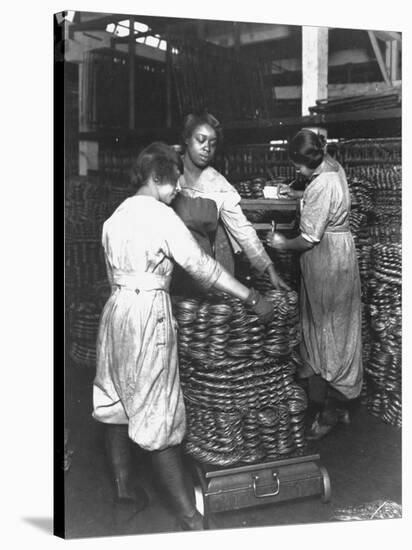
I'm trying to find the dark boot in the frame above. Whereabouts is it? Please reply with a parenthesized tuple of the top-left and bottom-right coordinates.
(105, 423, 149, 520)
(327, 387, 351, 425)
(306, 392, 349, 441)
(304, 374, 327, 431)
(151, 445, 204, 531)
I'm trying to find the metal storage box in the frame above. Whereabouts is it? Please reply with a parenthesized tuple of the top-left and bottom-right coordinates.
(194, 453, 330, 524)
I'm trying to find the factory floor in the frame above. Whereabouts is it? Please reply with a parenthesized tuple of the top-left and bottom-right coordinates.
(62, 363, 402, 540)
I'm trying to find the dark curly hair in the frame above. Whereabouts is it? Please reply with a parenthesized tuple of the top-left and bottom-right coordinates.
(181, 111, 223, 148)
(288, 129, 325, 170)
(130, 142, 183, 189)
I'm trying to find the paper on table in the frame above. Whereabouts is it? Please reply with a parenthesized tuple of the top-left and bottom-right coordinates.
(263, 185, 279, 199)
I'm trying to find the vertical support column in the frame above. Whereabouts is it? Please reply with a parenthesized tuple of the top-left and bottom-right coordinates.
(301, 26, 328, 116)
(78, 62, 86, 133)
(79, 140, 99, 176)
(128, 16, 135, 131)
(385, 40, 391, 76)
(390, 40, 399, 82)
(165, 29, 172, 129)
(233, 22, 241, 54)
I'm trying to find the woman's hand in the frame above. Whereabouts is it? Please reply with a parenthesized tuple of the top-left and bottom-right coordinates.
(278, 184, 295, 199)
(266, 264, 291, 291)
(268, 270, 291, 291)
(245, 288, 275, 324)
(265, 231, 288, 250)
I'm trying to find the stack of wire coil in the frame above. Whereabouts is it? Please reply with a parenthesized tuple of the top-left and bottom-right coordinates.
(369, 166, 401, 244)
(345, 166, 401, 244)
(234, 177, 266, 199)
(68, 281, 110, 368)
(363, 244, 401, 428)
(237, 253, 300, 294)
(65, 176, 135, 296)
(69, 301, 101, 368)
(174, 288, 306, 467)
(346, 174, 374, 294)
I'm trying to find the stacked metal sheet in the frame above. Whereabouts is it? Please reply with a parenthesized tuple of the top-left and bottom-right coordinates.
(363, 244, 401, 428)
(174, 289, 306, 466)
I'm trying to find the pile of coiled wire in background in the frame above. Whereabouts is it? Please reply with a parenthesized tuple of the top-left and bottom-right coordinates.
(173, 289, 307, 467)
(68, 281, 111, 368)
(362, 243, 401, 428)
(345, 165, 401, 245)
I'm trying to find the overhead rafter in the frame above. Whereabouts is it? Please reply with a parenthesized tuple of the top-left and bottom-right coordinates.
(113, 30, 162, 45)
(373, 30, 402, 47)
(68, 13, 131, 34)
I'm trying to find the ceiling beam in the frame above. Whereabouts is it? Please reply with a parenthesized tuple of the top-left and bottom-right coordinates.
(69, 13, 132, 33)
(112, 30, 160, 44)
(373, 30, 401, 45)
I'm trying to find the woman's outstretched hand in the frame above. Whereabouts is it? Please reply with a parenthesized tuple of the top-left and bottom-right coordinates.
(266, 263, 291, 291)
(265, 231, 287, 250)
(268, 270, 291, 291)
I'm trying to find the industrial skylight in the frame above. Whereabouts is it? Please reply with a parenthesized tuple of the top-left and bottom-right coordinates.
(105, 19, 177, 53)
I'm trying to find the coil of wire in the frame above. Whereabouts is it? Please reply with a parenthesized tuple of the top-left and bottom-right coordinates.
(363, 243, 401, 428)
(174, 289, 306, 466)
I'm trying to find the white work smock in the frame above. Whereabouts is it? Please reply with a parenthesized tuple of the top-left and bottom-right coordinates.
(93, 195, 222, 451)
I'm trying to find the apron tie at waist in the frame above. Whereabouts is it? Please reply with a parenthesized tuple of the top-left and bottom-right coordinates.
(112, 271, 170, 292)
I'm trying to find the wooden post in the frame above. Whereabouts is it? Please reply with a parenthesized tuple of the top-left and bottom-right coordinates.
(128, 16, 135, 130)
(233, 22, 241, 55)
(165, 30, 172, 128)
(301, 26, 328, 116)
(391, 40, 399, 82)
(385, 40, 391, 75)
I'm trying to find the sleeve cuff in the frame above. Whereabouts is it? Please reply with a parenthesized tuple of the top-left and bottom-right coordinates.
(301, 232, 320, 244)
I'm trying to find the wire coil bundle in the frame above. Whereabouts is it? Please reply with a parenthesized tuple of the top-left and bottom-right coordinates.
(336, 138, 401, 165)
(363, 244, 401, 428)
(234, 177, 266, 199)
(237, 253, 300, 293)
(366, 166, 401, 244)
(69, 301, 101, 368)
(174, 289, 306, 466)
(68, 281, 110, 368)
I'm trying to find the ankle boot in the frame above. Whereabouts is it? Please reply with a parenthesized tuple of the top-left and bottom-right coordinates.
(105, 423, 149, 517)
(306, 396, 343, 440)
(151, 445, 204, 531)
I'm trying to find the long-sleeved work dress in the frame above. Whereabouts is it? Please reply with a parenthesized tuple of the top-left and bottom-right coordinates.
(93, 195, 222, 451)
(299, 157, 363, 399)
(179, 167, 273, 275)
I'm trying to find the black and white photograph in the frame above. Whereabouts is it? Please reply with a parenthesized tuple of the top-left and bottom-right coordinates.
(53, 4, 406, 541)
(4, 2, 409, 549)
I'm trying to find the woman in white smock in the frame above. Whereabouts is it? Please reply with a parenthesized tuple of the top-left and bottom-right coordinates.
(93, 142, 276, 530)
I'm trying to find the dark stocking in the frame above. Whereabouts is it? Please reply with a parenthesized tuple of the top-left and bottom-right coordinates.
(104, 423, 148, 512)
(151, 445, 203, 530)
